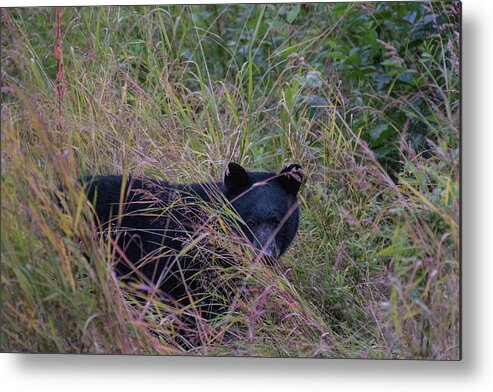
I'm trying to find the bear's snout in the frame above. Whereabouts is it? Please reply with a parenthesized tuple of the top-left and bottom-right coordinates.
(253, 224, 281, 260)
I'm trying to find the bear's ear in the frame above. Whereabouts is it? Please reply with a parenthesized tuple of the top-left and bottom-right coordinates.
(224, 162, 250, 194)
(278, 164, 305, 195)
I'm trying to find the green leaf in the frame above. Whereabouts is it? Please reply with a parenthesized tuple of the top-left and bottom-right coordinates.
(396, 71, 414, 84)
(369, 124, 388, 140)
(286, 4, 301, 24)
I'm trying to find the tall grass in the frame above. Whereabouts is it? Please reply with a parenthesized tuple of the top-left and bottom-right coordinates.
(1, 4, 459, 359)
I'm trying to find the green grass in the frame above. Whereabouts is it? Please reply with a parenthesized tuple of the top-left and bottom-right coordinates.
(0, 4, 459, 359)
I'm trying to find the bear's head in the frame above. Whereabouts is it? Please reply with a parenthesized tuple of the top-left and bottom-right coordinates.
(223, 162, 304, 263)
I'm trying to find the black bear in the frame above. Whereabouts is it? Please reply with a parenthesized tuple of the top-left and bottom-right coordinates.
(82, 162, 304, 323)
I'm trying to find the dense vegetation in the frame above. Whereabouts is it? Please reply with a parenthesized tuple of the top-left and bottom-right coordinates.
(1, 2, 460, 359)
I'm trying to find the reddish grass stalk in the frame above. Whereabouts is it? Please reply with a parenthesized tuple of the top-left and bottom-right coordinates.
(53, 7, 65, 131)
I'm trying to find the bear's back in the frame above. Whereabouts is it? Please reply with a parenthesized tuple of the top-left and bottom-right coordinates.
(83, 175, 221, 305)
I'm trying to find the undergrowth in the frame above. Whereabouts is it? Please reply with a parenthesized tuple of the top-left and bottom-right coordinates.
(1, 3, 459, 359)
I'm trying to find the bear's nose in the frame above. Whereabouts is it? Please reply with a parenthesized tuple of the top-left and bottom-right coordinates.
(260, 243, 280, 259)
(259, 247, 280, 268)
(253, 225, 280, 260)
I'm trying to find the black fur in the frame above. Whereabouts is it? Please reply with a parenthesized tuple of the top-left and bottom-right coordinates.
(82, 163, 303, 320)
